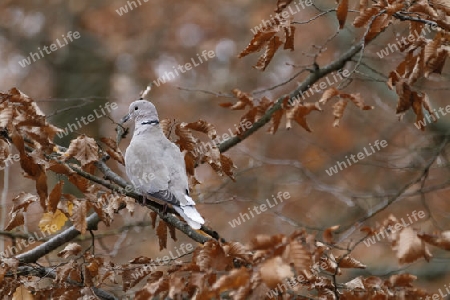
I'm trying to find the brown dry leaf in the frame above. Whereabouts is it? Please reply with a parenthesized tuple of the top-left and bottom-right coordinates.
(237, 107, 258, 135)
(48, 181, 64, 213)
(156, 220, 168, 251)
(256, 97, 273, 121)
(223, 242, 252, 262)
(121, 265, 151, 291)
(100, 137, 125, 165)
(183, 120, 217, 140)
(411, 91, 435, 130)
(58, 243, 82, 258)
(63, 135, 99, 166)
(431, 0, 450, 15)
(212, 268, 251, 294)
(365, 13, 391, 43)
(12, 286, 34, 300)
(175, 123, 198, 152)
(392, 227, 433, 264)
(193, 240, 230, 271)
(135, 275, 169, 299)
(425, 46, 448, 77)
(11, 131, 48, 209)
(360, 226, 375, 236)
(48, 160, 75, 176)
(167, 222, 177, 242)
(283, 25, 295, 50)
(359, 0, 369, 11)
(285, 102, 321, 131)
(71, 200, 87, 235)
(388, 273, 417, 287)
(39, 209, 67, 232)
(284, 239, 312, 273)
(68, 173, 90, 193)
(254, 35, 284, 71)
(323, 225, 340, 244)
(268, 107, 284, 134)
(395, 81, 413, 116)
(338, 255, 366, 269)
(0, 105, 14, 129)
(249, 234, 285, 250)
(353, 7, 380, 27)
(276, 0, 294, 13)
(337, 0, 349, 29)
(5, 209, 24, 231)
(11, 192, 37, 212)
(203, 145, 222, 176)
(238, 30, 278, 58)
(332, 98, 349, 127)
(344, 277, 365, 289)
(318, 87, 340, 105)
(160, 118, 176, 139)
(408, 0, 439, 17)
(259, 256, 294, 289)
(149, 211, 158, 229)
(220, 154, 237, 181)
(418, 231, 450, 250)
(346, 93, 374, 110)
(387, 2, 405, 14)
(219, 89, 255, 112)
(54, 260, 80, 284)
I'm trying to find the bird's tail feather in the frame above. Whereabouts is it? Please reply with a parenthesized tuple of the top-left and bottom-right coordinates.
(173, 205, 205, 230)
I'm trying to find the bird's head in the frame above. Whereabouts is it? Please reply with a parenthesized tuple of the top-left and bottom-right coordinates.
(120, 100, 159, 125)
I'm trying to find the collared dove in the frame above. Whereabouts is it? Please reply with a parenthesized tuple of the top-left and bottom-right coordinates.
(121, 100, 205, 229)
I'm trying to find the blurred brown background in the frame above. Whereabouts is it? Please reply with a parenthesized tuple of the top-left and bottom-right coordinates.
(0, 0, 449, 297)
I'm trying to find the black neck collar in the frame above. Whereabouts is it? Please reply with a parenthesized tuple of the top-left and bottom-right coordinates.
(141, 120, 159, 125)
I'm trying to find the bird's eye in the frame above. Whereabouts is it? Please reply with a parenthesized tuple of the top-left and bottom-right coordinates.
(134, 106, 138, 110)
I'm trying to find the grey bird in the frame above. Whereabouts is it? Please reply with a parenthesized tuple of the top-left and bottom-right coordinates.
(121, 100, 205, 229)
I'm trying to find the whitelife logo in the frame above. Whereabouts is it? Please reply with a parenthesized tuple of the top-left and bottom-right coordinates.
(0, 225, 58, 258)
(414, 104, 450, 130)
(228, 192, 291, 228)
(131, 243, 193, 280)
(325, 140, 388, 176)
(115, 0, 149, 16)
(152, 50, 216, 88)
(289, 70, 350, 105)
(250, 0, 313, 34)
(376, 24, 437, 59)
(193, 120, 252, 155)
(56, 102, 118, 138)
(18, 31, 80, 67)
(363, 210, 426, 247)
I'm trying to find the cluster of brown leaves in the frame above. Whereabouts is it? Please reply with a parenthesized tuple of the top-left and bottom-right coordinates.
(116, 229, 436, 300)
(363, 214, 450, 264)
(219, 88, 373, 134)
(0, 89, 132, 235)
(238, 9, 295, 70)
(388, 30, 450, 129)
(0, 246, 116, 299)
(318, 88, 374, 127)
(159, 118, 236, 186)
(353, 0, 450, 129)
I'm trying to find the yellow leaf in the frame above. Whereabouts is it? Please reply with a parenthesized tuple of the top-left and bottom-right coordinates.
(39, 209, 67, 232)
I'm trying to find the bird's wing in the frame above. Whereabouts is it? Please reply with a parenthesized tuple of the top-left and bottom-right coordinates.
(125, 136, 170, 194)
(163, 141, 196, 206)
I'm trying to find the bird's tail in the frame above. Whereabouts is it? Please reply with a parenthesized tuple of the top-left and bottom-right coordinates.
(173, 205, 205, 230)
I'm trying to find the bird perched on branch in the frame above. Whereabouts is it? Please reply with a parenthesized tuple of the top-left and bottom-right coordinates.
(121, 100, 205, 229)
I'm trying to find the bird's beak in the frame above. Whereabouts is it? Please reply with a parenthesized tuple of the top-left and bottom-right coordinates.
(120, 114, 130, 124)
